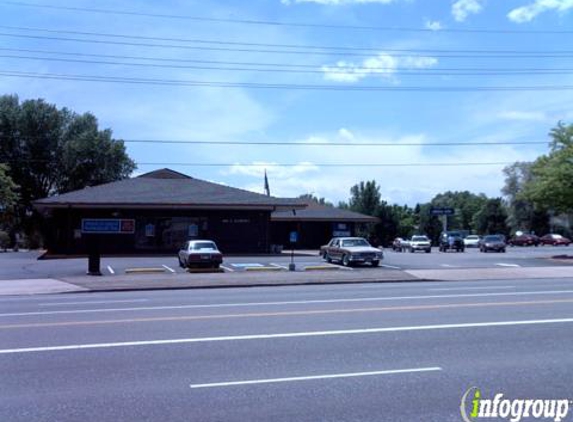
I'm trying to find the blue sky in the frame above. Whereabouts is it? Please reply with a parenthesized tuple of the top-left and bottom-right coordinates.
(1, 0, 573, 205)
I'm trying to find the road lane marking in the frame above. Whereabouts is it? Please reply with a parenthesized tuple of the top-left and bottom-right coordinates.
(2, 318, 573, 354)
(106, 266, 115, 275)
(428, 286, 516, 292)
(39, 299, 149, 307)
(162, 265, 176, 273)
(2, 290, 573, 317)
(441, 264, 459, 268)
(381, 264, 401, 269)
(189, 367, 442, 389)
(496, 263, 521, 267)
(220, 265, 234, 272)
(3, 298, 573, 329)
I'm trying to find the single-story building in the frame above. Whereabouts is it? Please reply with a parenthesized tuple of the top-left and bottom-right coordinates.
(271, 201, 379, 249)
(34, 169, 305, 255)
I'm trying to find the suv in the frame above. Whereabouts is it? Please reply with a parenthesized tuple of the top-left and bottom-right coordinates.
(439, 231, 465, 252)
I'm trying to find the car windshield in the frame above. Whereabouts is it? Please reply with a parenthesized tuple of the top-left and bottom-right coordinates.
(412, 236, 428, 241)
(191, 242, 217, 250)
(484, 236, 503, 242)
(342, 239, 370, 247)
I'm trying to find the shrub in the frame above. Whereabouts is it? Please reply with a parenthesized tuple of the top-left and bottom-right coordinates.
(0, 231, 10, 251)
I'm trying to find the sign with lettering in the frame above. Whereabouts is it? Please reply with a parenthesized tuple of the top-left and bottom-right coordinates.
(430, 207, 455, 216)
(81, 219, 135, 234)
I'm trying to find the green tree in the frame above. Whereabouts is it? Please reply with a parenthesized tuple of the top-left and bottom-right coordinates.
(298, 193, 333, 207)
(347, 180, 381, 216)
(0, 163, 18, 211)
(0, 95, 136, 206)
(521, 122, 573, 214)
(473, 198, 509, 235)
(430, 191, 488, 232)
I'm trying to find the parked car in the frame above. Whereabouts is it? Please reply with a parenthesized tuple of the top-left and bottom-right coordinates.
(406, 235, 431, 253)
(480, 235, 507, 253)
(178, 240, 223, 268)
(539, 234, 571, 246)
(320, 237, 340, 259)
(463, 235, 482, 248)
(439, 231, 465, 252)
(392, 237, 408, 252)
(323, 237, 383, 267)
(508, 234, 540, 247)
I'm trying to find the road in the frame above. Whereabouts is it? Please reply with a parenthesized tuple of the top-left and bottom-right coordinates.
(1, 278, 573, 421)
(1, 245, 571, 279)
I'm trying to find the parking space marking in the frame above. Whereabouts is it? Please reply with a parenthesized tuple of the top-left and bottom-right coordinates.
(270, 263, 289, 270)
(428, 286, 516, 292)
(381, 264, 401, 270)
(106, 266, 115, 275)
(189, 367, 442, 389)
(220, 265, 235, 272)
(496, 263, 521, 268)
(231, 263, 264, 268)
(162, 265, 176, 273)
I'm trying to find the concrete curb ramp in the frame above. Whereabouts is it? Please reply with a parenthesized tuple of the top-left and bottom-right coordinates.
(0, 279, 87, 296)
(245, 266, 285, 272)
(304, 265, 341, 271)
(406, 266, 573, 281)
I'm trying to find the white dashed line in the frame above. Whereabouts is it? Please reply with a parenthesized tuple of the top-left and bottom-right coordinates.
(381, 264, 401, 270)
(162, 265, 176, 273)
(220, 265, 234, 272)
(106, 266, 115, 275)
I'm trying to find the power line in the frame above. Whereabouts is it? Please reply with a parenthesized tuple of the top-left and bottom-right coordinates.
(2, 1, 573, 35)
(3, 25, 573, 55)
(2, 70, 573, 92)
(121, 140, 547, 147)
(4, 54, 572, 76)
(4, 47, 573, 73)
(2, 32, 573, 59)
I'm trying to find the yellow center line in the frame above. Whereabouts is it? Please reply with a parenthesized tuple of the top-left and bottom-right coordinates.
(2, 298, 573, 329)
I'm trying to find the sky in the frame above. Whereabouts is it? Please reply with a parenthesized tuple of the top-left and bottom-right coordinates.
(1, 0, 573, 205)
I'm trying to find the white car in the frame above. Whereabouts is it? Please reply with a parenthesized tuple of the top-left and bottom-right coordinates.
(178, 240, 223, 269)
(464, 235, 482, 248)
(406, 235, 431, 253)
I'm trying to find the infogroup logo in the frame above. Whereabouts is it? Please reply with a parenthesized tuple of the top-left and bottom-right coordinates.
(460, 387, 572, 422)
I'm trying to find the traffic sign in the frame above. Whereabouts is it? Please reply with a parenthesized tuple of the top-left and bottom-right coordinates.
(289, 231, 298, 243)
(430, 207, 455, 216)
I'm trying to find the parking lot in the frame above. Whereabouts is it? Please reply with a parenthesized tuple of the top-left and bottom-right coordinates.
(0, 245, 571, 280)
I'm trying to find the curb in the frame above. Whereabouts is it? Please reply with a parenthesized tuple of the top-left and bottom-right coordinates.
(124, 267, 167, 274)
(244, 267, 285, 272)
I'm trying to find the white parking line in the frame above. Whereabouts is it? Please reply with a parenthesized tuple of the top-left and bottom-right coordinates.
(270, 263, 289, 270)
(2, 290, 573, 317)
(106, 266, 115, 275)
(495, 263, 521, 268)
(2, 318, 573, 354)
(381, 264, 401, 270)
(190, 367, 442, 389)
(162, 265, 176, 273)
(220, 265, 234, 272)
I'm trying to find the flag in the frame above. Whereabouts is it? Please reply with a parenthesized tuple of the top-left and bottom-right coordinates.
(264, 170, 270, 196)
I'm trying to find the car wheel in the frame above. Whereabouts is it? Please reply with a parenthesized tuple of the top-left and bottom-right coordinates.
(322, 252, 328, 261)
(372, 260, 380, 267)
(178, 257, 184, 268)
(326, 253, 332, 263)
(342, 254, 351, 267)
(502, 249, 506, 253)
(425, 249, 431, 253)
(410, 248, 414, 253)
(213, 263, 220, 269)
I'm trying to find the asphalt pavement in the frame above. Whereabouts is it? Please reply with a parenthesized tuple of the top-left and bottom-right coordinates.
(1, 278, 573, 421)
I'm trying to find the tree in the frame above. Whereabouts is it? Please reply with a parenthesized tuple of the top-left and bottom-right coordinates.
(521, 122, 573, 214)
(502, 162, 548, 234)
(0, 164, 18, 212)
(473, 198, 509, 235)
(347, 180, 381, 216)
(430, 191, 488, 232)
(298, 193, 333, 207)
(0, 95, 136, 207)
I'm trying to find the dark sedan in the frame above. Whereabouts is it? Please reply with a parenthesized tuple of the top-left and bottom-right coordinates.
(540, 234, 571, 246)
(480, 235, 507, 253)
(508, 234, 540, 247)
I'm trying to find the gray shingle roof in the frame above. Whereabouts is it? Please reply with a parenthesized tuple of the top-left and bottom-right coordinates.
(34, 169, 305, 210)
(271, 202, 378, 222)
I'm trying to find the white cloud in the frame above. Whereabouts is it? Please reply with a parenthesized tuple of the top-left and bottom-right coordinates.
(321, 53, 438, 83)
(226, 162, 320, 181)
(508, 0, 573, 23)
(425, 20, 444, 31)
(281, 0, 396, 5)
(498, 110, 548, 122)
(452, 0, 485, 22)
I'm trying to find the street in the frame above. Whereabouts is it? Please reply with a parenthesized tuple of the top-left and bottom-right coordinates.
(1, 278, 573, 421)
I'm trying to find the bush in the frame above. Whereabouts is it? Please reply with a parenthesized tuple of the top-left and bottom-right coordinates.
(0, 231, 9, 251)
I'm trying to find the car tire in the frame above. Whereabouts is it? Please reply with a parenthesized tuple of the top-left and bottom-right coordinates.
(372, 260, 380, 267)
(425, 249, 431, 253)
(342, 254, 351, 267)
(410, 248, 414, 253)
(326, 254, 332, 263)
(178, 257, 184, 268)
(213, 263, 220, 269)
(502, 249, 506, 253)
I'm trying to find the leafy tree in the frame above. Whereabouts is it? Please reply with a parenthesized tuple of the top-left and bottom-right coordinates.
(0, 163, 18, 211)
(521, 122, 573, 214)
(473, 198, 509, 235)
(430, 191, 488, 232)
(298, 193, 333, 207)
(347, 180, 381, 216)
(0, 95, 136, 208)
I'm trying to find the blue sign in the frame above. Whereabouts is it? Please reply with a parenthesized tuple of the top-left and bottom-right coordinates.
(289, 231, 298, 243)
(81, 219, 135, 234)
(430, 207, 455, 216)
